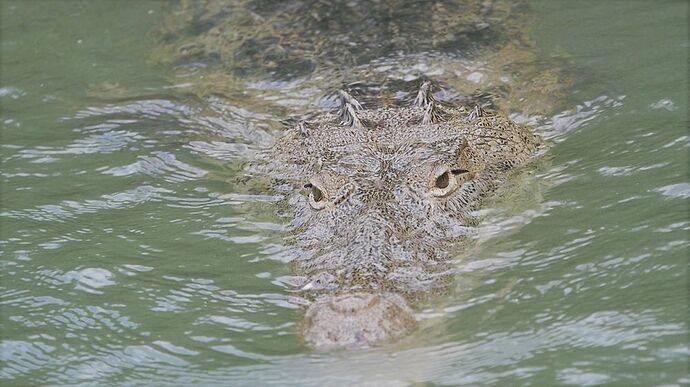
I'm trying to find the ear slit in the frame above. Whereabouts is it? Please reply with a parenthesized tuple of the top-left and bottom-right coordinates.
(303, 183, 313, 188)
(451, 169, 469, 175)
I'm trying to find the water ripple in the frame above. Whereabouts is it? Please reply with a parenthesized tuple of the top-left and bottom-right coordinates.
(73, 99, 198, 121)
(186, 140, 258, 161)
(102, 151, 207, 182)
(654, 183, 690, 199)
(518, 95, 627, 141)
(1, 185, 171, 222)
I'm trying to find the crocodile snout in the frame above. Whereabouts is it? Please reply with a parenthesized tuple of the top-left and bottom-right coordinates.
(301, 292, 417, 349)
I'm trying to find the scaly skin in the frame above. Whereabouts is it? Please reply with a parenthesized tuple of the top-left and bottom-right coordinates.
(262, 82, 542, 348)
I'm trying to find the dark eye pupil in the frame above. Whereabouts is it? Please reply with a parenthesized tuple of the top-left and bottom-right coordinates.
(435, 172, 450, 189)
(311, 186, 324, 202)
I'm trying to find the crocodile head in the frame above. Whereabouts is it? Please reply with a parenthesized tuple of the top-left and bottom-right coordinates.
(266, 82, 540, 349)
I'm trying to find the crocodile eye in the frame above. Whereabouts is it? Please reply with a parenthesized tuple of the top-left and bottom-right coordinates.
(435, 171, 450, 189)
(429, 165, 461, 197)
(304, 182, 327, 210)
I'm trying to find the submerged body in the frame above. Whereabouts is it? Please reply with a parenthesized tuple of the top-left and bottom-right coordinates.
(154, 0, 571, 116)
(264, 82, 541, 348)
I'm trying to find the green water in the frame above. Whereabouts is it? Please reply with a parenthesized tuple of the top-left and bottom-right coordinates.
(1, 1, 687, 385)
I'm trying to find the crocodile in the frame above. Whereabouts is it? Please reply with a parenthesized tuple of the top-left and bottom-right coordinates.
(151, 0, 561, 349)
(260, 81, 542, 348)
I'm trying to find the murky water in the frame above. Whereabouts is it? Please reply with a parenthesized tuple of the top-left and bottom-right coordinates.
(1, 1, 687, 385)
